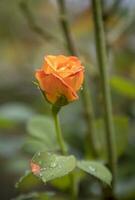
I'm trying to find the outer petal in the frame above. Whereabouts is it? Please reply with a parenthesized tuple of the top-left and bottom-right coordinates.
(42, 56, 56, 74)
(59, 56, 82, 78)
(43, 55, 68, 73)
(64, 69, 84, 91)
(35, 70, 78, 104)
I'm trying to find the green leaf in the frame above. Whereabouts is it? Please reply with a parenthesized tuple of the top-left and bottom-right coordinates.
(11, 192, 39, 200)
(77, 160, 112, 186)
(31, 152, 76, 183)
(51, 175, 70, 190)
(94, 116, 129, 159)
(114, 117, 129, 155)
(15, 171, 41, 190)
(26, 115, 59, 152)
(110, 76, 135, 99)
(51, 170, 84, 191)
(12, 192, 54, 200)
(24, 137, 52, 153)
(0, 102, 35, 123)
(0, 118, 16, 128)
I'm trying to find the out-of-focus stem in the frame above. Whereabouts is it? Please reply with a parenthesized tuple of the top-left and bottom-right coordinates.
(91, 0, 117, 192)
(57, 0, 99, 198)
(82, 76, 99, 158)
(58, 0, 77, 55)
(19, 0, 64, 44)
(57, 0, 98, 158)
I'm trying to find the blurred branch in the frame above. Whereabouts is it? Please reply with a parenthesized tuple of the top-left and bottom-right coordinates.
(108, 9, 135, 45)
(101, 0, 135, 50)
(101, 0, 135, 47)
(92, 0, 117, 194)
(57, 0, 78, 55)
(19, 0, 63, 43)
(57, 0, 100, 198)
(82, 75, 99, 158)
(57, 0, 99, 158)
(102, 0, 122, 22)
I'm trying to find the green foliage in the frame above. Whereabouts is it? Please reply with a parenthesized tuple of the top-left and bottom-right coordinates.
(25, 115, 59, 153)
(12, 192, 54, 200)
(0, 118, 16, 128)
(15, 171, 41, 190)
(0, 0, 135, 199)
(0, 102, 35, 130)
(77, 160, 112, 186)
(94, 116, 129, 159)
(51, 170, 84, 191)
(114, 117, 129, 155)
(31, 152, 76, 183)
(21, 115, 127, 189)
(0, 102, 35, 124)
(51, 175, 70, 191)
(20, 151, 112, 187)
(110, 76, 135, 99)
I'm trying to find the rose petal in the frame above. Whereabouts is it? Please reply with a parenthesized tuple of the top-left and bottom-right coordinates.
(64, 70, 84, 91)
(42, 55, 83, 78)
(35, 70, 78, 104)
(43, 55, 68, 73)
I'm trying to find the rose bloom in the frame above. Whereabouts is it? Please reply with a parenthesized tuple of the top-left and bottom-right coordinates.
(35, 55, 84, 104)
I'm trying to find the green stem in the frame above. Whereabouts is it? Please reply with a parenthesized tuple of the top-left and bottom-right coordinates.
(52, 110, 67, 155)
(91, 0, 117, 191)
(69, 173, 78, 200)
(52, 109, 77, 199)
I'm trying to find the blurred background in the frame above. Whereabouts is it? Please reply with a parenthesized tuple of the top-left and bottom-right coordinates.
(0, 0, 135, 199)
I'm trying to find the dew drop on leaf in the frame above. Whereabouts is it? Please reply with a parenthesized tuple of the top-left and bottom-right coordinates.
(81, 86, 83, 91)
(89, 166, 96, 172)
(50, 162, 57, 168)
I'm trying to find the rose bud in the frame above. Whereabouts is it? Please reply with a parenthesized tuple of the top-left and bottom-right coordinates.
(35, 55, 84, 106)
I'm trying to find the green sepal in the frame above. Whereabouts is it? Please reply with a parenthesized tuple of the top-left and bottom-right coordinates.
(52, 96, 69, 114)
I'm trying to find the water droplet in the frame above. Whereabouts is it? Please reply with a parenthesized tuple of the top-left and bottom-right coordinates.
(89, 166, 96, 172)
(41, 167, 46, 171)
(80, 86, 83, 91)
(50, 162, 57, 168)
(39, 173, 43, 177)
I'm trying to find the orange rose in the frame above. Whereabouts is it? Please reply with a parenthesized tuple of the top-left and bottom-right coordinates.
(35, 55, 84, 105)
